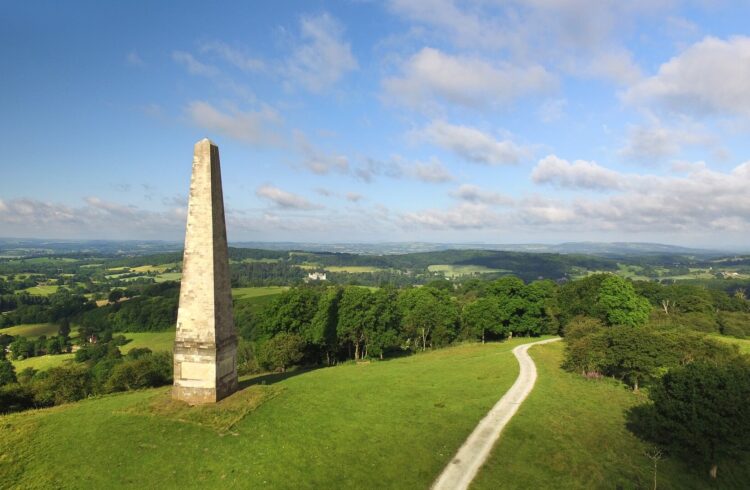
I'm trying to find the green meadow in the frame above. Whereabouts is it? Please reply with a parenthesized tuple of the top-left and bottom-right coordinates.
(11, 353, 76, 372)
(473, 341, 750, 489)
(1, 322, 59, 338)
(0, 339, 531, 489)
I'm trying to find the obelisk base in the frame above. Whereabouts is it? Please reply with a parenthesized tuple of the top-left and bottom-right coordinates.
(173, 337, 238, 404)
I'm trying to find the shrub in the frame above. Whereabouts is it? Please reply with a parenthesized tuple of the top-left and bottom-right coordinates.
(32, 364, 92, 406)
(106, 352, 172, 392)
(258, 333, 305, 372)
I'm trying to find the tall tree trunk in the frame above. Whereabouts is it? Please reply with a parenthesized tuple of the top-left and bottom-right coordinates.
(482, 329, 485, 344)
(421, 329, 427, 351)
(710, 464, 718, 479)
(355, 341, 360, 360)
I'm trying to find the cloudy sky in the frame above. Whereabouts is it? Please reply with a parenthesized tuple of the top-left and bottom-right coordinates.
(2, 1, 750, 247)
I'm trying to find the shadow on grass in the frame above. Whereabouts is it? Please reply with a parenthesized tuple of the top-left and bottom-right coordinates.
(239, 367, 318, 390)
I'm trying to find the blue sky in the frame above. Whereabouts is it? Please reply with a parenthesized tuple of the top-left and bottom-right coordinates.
(2, 0, 750, 247)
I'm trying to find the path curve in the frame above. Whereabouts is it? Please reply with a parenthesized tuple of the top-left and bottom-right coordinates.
(431, 337, 561, 490)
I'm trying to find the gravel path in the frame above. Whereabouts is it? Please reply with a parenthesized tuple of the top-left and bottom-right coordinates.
(431, 337, 562, 490)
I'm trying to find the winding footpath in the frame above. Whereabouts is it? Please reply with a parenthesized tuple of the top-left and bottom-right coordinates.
(431, 337, 562, 490)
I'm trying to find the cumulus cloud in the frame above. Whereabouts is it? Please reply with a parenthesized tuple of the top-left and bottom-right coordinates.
(618, 123, 715, 163)
(415, 120, 528, 165)
(186, 101, 282, 147)
(285, 13, 358, 92)
(625, 36, 750, 117)
(354, 156, 452, 183)
(401, 202, 503, 230)
(451, 184, 513, 206)
(255, 185, 321, 210)
(199, 41, 265, 72)
(293, 131, 349, 175)
(345, 192, 363, 202)
(383, 48, 554, 110)
(532, 155, 624, 190)
(0, 197, 185, 239)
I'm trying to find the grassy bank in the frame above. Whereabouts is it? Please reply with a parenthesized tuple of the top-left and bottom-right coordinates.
(0, 339, 531, 488)
(473, 341, 750, 489)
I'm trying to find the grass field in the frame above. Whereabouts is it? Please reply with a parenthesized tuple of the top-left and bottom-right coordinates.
(0, 339, 534, 488)
(11, 353, 75, 372)
(712, 334, 750, 354)
(0, 322, 59, 338)
(324, 265, 383, 273)
(231, 286, 289, 299)
(473, 341, 750, 489)
(20, 284, 59, 296)
(122, 332, 175, 353)
(155, 272, 182, 282)
(428, 264, 505, 278)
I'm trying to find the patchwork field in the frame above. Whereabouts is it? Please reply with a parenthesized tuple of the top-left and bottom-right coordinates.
(20, 285, 60, 296)
(0, 339, 532, 488)
(11, 353, 75, 372)
(428, 264, 505, 278)
(473, 341, 750, 489)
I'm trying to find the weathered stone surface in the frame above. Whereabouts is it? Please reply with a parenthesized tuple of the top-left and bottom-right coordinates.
(173, 139, 238, 404)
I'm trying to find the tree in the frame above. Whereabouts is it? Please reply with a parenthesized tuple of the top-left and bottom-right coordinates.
(365, 287, 401, 359)
(307, 287, 342, 364)
(627, 358, 750, 480)
(32, 363, 92, 406)
(0, 359, 17, 385)
(462, 297, 505, 343)
(337, 286, 373, 360)
(108, 289, 124, 303)
(398, 287, 458, 351)
(258, 333, 305, 372)
(596, 276, 651, 327)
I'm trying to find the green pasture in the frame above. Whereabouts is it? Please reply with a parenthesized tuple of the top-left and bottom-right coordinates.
(0, 339, 533, 488)
(155, 272, 182, 282)
(1, 323, 59, 338)
(231, 286, 288, 299)
(427, 264, 505, 278)
(122, 331, 175, 354)
(711, 334, 750, 355)
(473, 341, 750, 489)
(20, 285, 59, 296)
(11, 353, 75, 372)
(323, 265, 383, 273)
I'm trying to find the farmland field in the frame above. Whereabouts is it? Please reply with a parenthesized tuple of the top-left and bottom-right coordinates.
(231, 286, 288, 299)
(122, 331, 175, 353)
(20, 285, 59, 295)
(428, 264, 505, 278)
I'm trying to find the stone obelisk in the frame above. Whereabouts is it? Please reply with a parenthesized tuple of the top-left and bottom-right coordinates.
(173, 138, 238, 404)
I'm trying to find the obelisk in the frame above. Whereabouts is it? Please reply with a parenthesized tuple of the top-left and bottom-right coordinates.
(173, 138, 238, 404)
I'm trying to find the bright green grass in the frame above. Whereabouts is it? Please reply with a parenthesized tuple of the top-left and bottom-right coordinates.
(1, 322, 58, 338)
(231, 286, 288, 299)
(20, 284, 59, 296)
(711, 334, 750, 355)
(131, 264, 170, 273)
(0, 339, 533, 488)
(428, 264, 505, 278)
(155, 272, 182, 282)
(122, 332, 175, 353)
(323, 265, 383, 273)
(11, 353, 75, 372)
(473, 341, 750, 489)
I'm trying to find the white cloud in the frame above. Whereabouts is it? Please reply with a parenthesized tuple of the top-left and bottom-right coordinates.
(172, 51, 218, 77)
(383, 48, 554, 110)
(451, 184, 513, 206)
(408, 157, 454, 183)
(0, 197, 185, 239)
(293, 131, 349, 175)
(532, 155, 624, 190)
(401, 202, 503, 230)
(354, 155, 453, 183)
(538, 98, 567, 123)
(186, 101, 282, 146)
(618, 122, 715, 162)
(415, 120, 529, 165)
(126, 51, 144, 67)
(345, 192, 363, 202)
(199, 41, 265, 72)
(625, 36, 750, 117)
(285, 13, 358, 92)
(255, 185, 321, 210)
(583, 49, 642, 85)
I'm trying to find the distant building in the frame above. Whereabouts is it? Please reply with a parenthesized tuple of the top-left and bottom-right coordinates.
(307, 272, 327, 281)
